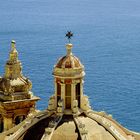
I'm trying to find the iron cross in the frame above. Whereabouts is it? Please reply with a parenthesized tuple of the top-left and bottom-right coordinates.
(66, 31, 73, 43)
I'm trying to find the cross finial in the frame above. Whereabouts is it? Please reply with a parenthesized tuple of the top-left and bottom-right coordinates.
(65, 31, 73, 43)
(11, 40, 16, 49)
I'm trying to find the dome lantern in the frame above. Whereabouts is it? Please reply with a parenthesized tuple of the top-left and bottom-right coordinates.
(52, 33, 86, 112)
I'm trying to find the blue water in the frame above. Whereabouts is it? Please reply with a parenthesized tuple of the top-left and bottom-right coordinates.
(0, 0, 140, 132)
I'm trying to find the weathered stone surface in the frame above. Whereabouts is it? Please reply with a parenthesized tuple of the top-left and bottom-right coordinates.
(0, 41, 39, 132)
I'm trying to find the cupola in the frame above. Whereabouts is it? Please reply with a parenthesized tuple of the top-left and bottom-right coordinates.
(52, 32, 86, 112)
(0, 40, 39, 132)
(0, 41, 33, 99)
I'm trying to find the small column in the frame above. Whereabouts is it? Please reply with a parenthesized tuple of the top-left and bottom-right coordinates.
(60, 81, 65, 108)
(71, 80, 76, 110)
(54, 78, 57, 96)
(80, 79, 84, 108)
(54, 78, 57, 108)
(0, 116, 3, 132)
(3, 117, 13, 131)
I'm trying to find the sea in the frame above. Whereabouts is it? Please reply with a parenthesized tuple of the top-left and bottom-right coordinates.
(0, 0, 139, 132)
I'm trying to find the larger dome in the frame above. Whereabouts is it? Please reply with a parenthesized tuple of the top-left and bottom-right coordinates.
(1, 110, 140, 140)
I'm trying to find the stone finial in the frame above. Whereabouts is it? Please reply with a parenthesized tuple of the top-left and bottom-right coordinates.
(81, 95, 91, 111)
(9, 40, 18, 62)
(11, 40, 16, 49)
(57, 99, 64, 114)
(3, 41, 33, 96)
(66, 43, 73, 55)
(48, 95, 56, 111)
(72, 100, 78, 113)
(4, 40, 21, 79)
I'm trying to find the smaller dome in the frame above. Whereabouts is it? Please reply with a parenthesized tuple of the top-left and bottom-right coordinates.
(53, 44, 85, 78)
(56, 55, 83, 69)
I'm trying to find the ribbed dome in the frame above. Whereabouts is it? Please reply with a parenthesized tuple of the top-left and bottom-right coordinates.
(55, 55, 83, 69)
(2, 110, 140, 140)
(53, 44, 85, 78)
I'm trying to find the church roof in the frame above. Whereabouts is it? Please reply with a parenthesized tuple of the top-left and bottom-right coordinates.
(2, 110, 140, 140)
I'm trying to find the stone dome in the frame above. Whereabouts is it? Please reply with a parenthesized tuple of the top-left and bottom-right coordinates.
(55, 55, 82, 69)
(53, 44, 85, 78)
(2, 110, 140, 140)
